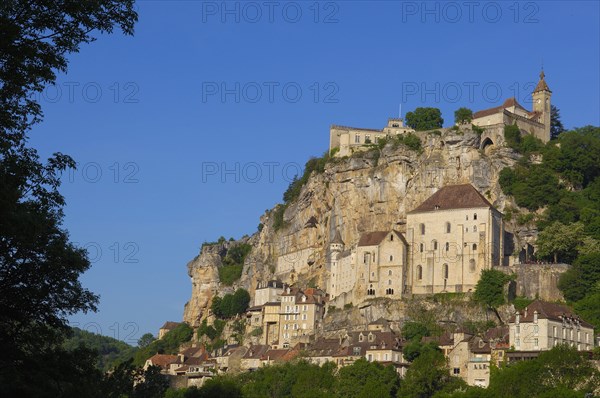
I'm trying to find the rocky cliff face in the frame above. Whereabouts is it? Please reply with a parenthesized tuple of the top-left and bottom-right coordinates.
(183, 128, 544, 327)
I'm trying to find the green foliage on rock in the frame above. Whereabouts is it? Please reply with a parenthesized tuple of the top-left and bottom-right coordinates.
(405, 107, 444, 131)
(133, 323, 193, 367)
(211, 289, 250, 319)
(218, 243, 252, 285)
(473, 270, 513, 309)
(454, 107, 473, 125)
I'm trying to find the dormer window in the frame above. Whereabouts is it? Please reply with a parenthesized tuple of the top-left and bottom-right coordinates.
(368, 333, 375, 342)
(359, 333, 364, 342)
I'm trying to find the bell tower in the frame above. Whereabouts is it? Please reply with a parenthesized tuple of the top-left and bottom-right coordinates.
(532, 69, 552, 142)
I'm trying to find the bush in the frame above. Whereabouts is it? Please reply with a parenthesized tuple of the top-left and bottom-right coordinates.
(133, 323, 193, 366)
(211, 289, 251, 319)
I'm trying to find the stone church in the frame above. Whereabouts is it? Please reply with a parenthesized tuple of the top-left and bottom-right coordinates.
(327, 184, 505, 303)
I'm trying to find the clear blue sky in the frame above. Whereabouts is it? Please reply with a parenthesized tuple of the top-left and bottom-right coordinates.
(29, 1, 599, 343)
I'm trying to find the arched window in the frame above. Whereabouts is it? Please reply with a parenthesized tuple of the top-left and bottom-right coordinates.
(472, 243, 477, 250)
(445, 242, 450, 251)
(420, 243, 424, 253)
(445, 222, 451, 233)
(367, 284, 375, 295)
(417, 265, 423, 280)
(388, 270, 392, 276)
(432, 240, 438, 250)
(420, 223, 425, 235)
(389, 255, 393, 262)
(386, 288, 394, 295)
(473, 225, 477, 232)
(388, 279, 392, 285)
(469, 259, 476, 272)
(473, 213, 477, 220)
(443, 263, 449, 279)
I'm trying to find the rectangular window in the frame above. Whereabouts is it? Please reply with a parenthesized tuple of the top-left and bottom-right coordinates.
(354, 135, 360, 143)
(453, 368, 460, 375)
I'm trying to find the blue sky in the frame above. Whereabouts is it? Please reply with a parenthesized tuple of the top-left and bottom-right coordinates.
(28, 1, 599, 343)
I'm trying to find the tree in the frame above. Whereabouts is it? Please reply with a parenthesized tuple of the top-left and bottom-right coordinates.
(0, 0, 137, 137)
(398, 349, 465, 398)
(504, 124, 522, 149)
(405, 107, 444, 131)
(138, 333, 156, 348)
(473, 270, 513, 322)
(536, 221, 585, 263)
(334, 358, 399, 398)
(454, 107, 473, 125)
(550, 105, 565, 139)
(558, 252, 600, 302)
(0, 1, 137, 394)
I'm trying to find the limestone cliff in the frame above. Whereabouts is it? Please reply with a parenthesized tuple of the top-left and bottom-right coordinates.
(183, 127, 551, 327)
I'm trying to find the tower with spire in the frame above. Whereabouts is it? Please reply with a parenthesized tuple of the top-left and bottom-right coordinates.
(532, 69, 552, 142)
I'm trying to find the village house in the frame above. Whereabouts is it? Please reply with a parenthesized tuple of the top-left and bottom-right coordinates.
(254, 280, 285, 307)
(158, 321, 182, 339)
(278, 286, 326, 348)
(329, 118, 414, 157)
(508, 300, 595, 353)
(406, 184, 505, 294)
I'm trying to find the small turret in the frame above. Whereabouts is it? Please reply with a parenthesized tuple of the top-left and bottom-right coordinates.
(330, 230, 345, 253)
(532, 69, 552, 142)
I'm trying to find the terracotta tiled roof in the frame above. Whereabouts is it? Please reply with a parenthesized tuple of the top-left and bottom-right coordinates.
(160, 321, 181, 330)
(306, 338, 342, 357)
(358, 230, 407, 247)
(261, 349, 289, 362)
(473, 97, 528, 119)
(408, 184, 494, 214)
(243, 345, 270, 359)
(147, 354, 178, 368)
(509, 300, 594, 328)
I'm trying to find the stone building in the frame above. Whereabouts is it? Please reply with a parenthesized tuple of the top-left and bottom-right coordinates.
(508, 300, 595, 352)
(277, 287, 326, 348)
(329, 118, 414, 157)
(158, 321, 182, 339)
(254, 280, 285, 307)
(406, 184, 504, 294)
(473, 70, 552, 145)
(328, 230, 408, 302)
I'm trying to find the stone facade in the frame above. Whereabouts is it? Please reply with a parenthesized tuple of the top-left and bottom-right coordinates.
(406, 184, 504, 294)
(509, 300, 595, 352)
(328, 230, 407, 302)
(472, 70, 552, 144)
(329, 118, 414, 157)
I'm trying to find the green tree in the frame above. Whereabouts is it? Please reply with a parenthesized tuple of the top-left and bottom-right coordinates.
(402, 321, 430, 340)
(334, 358, 399, 398)
(550, 105, 565, 139)
(405, 107, 444, 131)
(231, 288, 251, 315)
(558, 252, 600, 302)
(454, 107, 473, 125)
(398, 349, 465, 398)
(536, 221, 586, 263)
(473, 270, 513, 322)
(504, 124, 521, 147)
(0, 1, 137, 395)
(138, 333, 156, 348)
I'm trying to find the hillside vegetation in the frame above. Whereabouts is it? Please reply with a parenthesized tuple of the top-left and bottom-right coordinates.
(499, 125, 600, 330)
